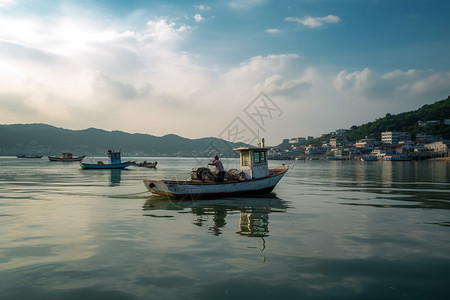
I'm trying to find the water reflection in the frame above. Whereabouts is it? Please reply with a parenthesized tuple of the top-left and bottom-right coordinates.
(142, 195, 288, 237)
(238, 211, 269, 237)
(109, 169, 122, 186)
(321, 160, 450, 184)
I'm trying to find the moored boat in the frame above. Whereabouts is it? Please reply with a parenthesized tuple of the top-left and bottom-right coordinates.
(143, 145, 288, 199)
(80, 150, 135, 169)
(360, 156, 378, 161)
(136, 161, 158, 168)
(48, 152, 86, 162)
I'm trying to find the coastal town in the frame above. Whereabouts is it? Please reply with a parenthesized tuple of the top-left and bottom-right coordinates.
(268, 120, 450, 161)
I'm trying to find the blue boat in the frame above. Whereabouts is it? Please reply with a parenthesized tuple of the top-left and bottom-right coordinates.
(80, 150, 135, 169)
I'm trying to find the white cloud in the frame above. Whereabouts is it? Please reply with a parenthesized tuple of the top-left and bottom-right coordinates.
(266, 28, 280, 34)
(145, 19, 191, 43)
(0, 0, 15, 7)
(194, 14, 204, 23)
(333, 67, 450, 108)
(285, 15, 341, 28)
(334, 68, 371, 94)
(195, 5, 211, 11)
(219, 53, 316, 103)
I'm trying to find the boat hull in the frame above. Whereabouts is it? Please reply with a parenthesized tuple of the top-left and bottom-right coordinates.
(143, 168, 288, 199)
(361, 156, 378, 161)
(80, 161, 135, 169)
(48, 155, 86, 162)
(137, 162, 157, 168)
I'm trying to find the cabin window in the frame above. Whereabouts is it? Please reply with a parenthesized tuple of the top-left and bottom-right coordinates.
(241, 151, 250, 166)
(253, 151, 267, 164)
(254, 151, 260, 163)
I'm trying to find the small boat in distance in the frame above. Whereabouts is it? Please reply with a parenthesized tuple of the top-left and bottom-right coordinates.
(17, 155, 43, 158)
(80, 150, 135, 169)
(136, 161, 158, 168)
(48, 152, 86, 162)
(360, 156, 378, 161)
(143, 142, 288, 199)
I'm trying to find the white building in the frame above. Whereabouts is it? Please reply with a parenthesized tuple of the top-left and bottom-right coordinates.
(381, 131, 411, 145)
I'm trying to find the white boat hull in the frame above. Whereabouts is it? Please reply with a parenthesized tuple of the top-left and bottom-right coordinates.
(143, 168, 288, 198)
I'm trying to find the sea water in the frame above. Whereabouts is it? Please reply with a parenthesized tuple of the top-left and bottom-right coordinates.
(0, 157, 449, 299)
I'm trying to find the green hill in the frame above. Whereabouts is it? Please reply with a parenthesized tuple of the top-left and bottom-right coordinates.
(0, 124, 244, 157)
(309, 96, 450, 144)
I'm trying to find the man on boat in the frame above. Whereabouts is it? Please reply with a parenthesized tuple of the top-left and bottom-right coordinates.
(208, 155, 225, 182)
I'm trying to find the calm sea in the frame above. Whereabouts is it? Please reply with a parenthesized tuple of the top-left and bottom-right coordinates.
(1, 156, 449, 299)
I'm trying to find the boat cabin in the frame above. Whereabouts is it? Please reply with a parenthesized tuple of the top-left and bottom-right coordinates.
(62, 152, 73, 159)
(234, 147, 269, 179)
(108, 150, 122, 164)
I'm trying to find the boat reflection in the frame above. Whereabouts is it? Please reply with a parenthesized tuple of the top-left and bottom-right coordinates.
(142, 194, 289, 237)
(109, 169, 122, 186)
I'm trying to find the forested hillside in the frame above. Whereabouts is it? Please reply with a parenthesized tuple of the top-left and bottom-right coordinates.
(0, 124, 244, 157)
(309, 96, 450, 145)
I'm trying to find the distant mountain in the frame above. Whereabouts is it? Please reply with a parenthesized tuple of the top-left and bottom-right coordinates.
(0, 124, 245, 157)
(308, 96, 450, 145)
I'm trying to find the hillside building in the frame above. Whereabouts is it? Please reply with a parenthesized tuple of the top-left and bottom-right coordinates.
(425, 141, 450, 154)
(330, 136, 349, 148)
(381, 131, 411, 145)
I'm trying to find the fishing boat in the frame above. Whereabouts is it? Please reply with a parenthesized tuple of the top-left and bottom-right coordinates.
(136, 161, 158, 168)
(143, 144, 288, 199)
(80, 150, 135, 169)
(17, 155, 43, 158)
(48, 152, 86, 162)
(360, 156, 378, 161)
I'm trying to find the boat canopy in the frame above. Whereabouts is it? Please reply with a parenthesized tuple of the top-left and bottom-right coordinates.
(233, 147, 269, 179)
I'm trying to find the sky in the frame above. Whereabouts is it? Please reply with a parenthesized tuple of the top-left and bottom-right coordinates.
(1, 0, 449, 145)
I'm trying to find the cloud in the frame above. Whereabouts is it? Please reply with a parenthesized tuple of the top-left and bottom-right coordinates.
(220, 54, 315, 101)
(285, 15, 341, 28)
(334, 67, 450, 106)
(0, 93, 37, 115)
(145, 19, 191, 43)
(194, 14, 204, 23)
(334, 68, 371, 94)
(91, 73, 152, 101)
(266, 28, 280, 34)
(195, 5, 211, 11)
(0, 0, 14, 7)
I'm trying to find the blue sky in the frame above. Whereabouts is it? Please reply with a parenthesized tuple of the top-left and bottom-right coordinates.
(1, 0, 449, 145)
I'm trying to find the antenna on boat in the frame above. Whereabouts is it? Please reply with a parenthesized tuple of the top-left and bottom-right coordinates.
(257, 129, 260, 147)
